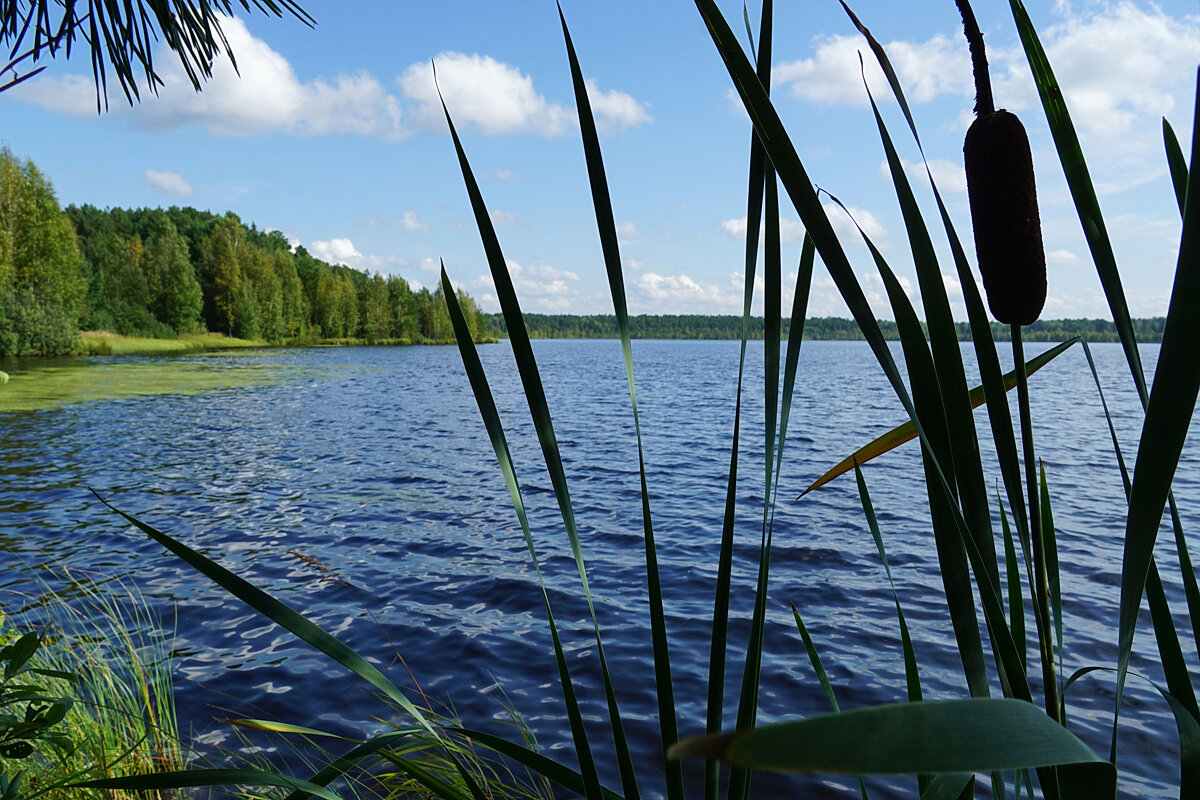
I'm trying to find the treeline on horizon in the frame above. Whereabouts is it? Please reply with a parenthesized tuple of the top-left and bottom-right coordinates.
(0, 148, 492, 357)
(490, 313, 1169, 343)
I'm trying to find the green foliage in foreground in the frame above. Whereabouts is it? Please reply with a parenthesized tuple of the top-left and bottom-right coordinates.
(0, 577, 185, 800)
(75, 0, 1199, 799)
(490, 313, 1169, 342)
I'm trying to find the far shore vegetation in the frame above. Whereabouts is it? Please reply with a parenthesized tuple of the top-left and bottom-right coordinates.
(0, 147, 493, 360)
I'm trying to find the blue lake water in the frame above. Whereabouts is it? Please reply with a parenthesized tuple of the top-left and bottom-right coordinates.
(1, 339, 1196, 798)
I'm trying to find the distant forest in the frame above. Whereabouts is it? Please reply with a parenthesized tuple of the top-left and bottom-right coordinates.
(0, 148, 491, 356)
(489, 314, 1169, 343)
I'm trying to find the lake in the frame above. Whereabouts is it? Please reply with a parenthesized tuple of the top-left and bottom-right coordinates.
(1, 339, 1196, 798)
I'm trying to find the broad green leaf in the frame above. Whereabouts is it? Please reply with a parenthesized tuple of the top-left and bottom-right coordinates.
(800, 340, 1075, 496)
(669, 699, 1112, 781)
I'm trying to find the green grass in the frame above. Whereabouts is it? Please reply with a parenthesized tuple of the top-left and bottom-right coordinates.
(1, 571, 187, 799)
(69, 1, 1200, 798)
(77, 330, 268, 356)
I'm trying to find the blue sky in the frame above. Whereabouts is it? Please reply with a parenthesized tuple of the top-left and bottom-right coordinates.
(3, 0, 1197, 318)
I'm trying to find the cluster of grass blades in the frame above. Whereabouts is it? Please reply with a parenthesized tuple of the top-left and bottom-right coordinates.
(0, 570, 188, 800)
(76, 0, 1197, 798)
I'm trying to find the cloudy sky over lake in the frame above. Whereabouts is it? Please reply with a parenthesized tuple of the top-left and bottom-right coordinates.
(4, 0, 1197, 318)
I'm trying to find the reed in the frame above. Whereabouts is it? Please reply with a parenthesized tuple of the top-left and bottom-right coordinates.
(80, 1, 1198, 798)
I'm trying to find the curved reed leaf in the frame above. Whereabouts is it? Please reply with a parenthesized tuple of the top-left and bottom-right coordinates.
(73, 769, 344, 800)
(282, 730, 423, 800)
(861, 54, 999, 592)
(1164, 118, 1188, 216)
(1039, 463, 1065, 720)
(670, 699, 1112, 780)
(440, 268, 602, 799)
(798, 325, 1075, 496)
(1115, 66, 1200, 757)
(91, 493, 433, 733)
(556, 9, 681, 798)
(918, 773, 973, 800)
(707, 5, 772, 799)
(855, 464, 922, 706)
(453, 727, 624, 800)
(438, 78, 641, 799)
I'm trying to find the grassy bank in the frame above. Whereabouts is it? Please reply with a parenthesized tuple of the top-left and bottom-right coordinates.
(77, 330, 269, 356)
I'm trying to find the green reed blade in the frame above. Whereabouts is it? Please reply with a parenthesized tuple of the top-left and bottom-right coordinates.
(1164, 118, 1188, 216)
(999, 495, 1027, 670)
(1115, 66, 1200, 758)
(73, 769, 344, 800)
(791, 604, 840, 713)
(1080, 340, 1200, 739)
(855, 463, 924, 795)
(1065, 665, 1200, 798)
(862, 57, 999, 592)
(556, 9, 682, 798)
(775, 232, 816, 496)
(728, 9, 776, 799)
(92, 493, 436, 734)
(918, 773, 973, 800)
(1008, 0, 1145, 401)
(824, 192, 992, 699)
(1147, 562, 1200, 723)
(732, 152, 783, 800)
(454, 728, 624, 800)
(706, 6, 772, 800)
(799, 340, 1070, 495)
(790, 602, 872, 799)
(669, 698, 1112, 778)
(1011, 327, 1059, 733)
(694, 0, 988, 540)
(378, 754, 471, 800)
(855, 464, 923, 706)
(439, 88, 639, 800)
(441, 268, 603, 799)
(1159, 119, 1200, 657)
(282, 730, 420, 800)
(1038, 463, 1065, 720)
(230, 718, 355, 738)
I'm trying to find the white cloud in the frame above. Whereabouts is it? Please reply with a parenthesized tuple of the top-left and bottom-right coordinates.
(993, 3, 1200, 147)
(15, 16, 405, 138)
(398, 53, 649, 137)
(774, 33, 968, 107)
(584, 78, 652, 131)
(143, 168, 194, 197)
(822, 202, 887, 243)
(473, 259, 581, 311)
(12, 20, 649, 142)
(310, 238, 363, 267)
(719, 216, 808, 243)
(635, 271, 743, 310)
(489, 209, 520, 226)
(491, 169, 518, 182)
(902, 158, 968, 195)
(617, 221, 640, 239)
(1047, 248, 1080, 266)
(400, 210, 429, 232)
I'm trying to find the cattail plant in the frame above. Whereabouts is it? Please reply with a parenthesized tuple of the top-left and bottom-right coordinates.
(959, 0, 1046, 325)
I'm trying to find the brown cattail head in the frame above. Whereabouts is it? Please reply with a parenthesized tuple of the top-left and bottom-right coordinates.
(964, 109, 1047, 325)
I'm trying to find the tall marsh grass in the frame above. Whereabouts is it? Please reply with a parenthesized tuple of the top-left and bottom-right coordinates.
(82, 1, 1198, 798)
